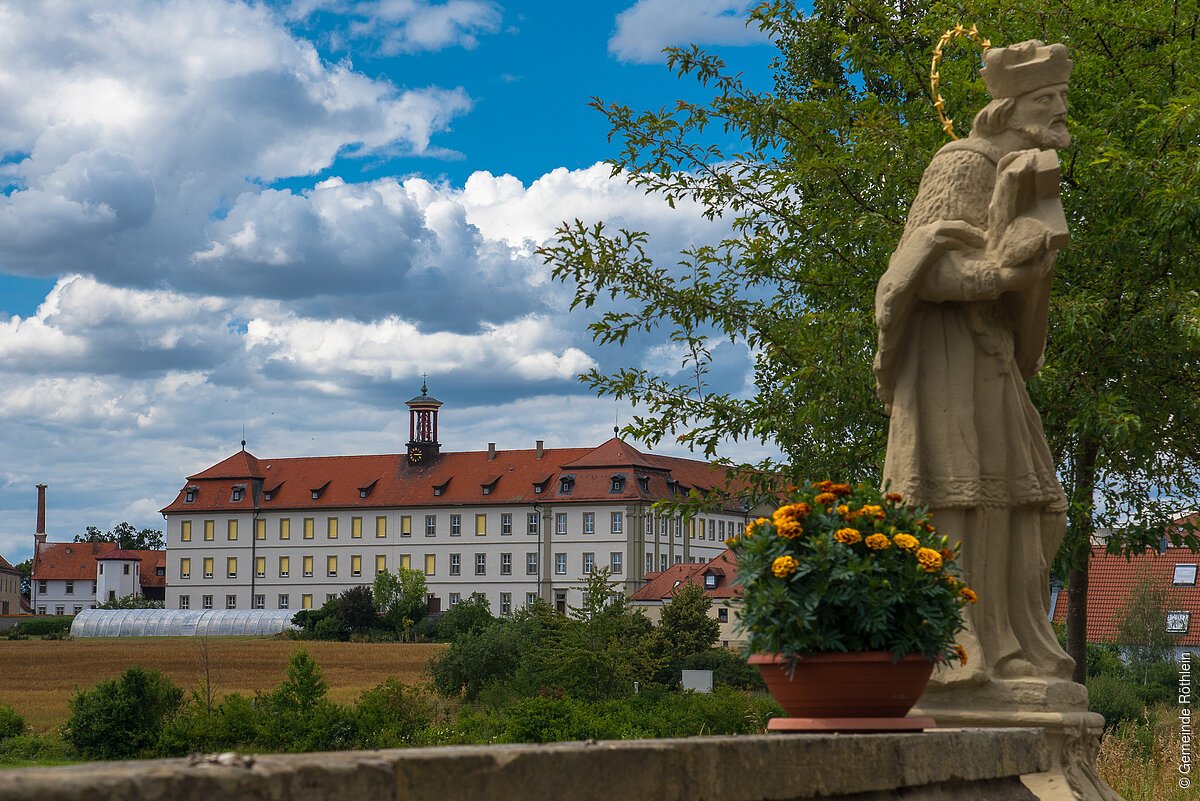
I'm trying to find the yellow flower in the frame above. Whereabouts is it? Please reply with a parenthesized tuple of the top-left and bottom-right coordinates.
(829, 483, 853, 497)
(777, 520, 804, 539)
(857, 504, 886, 520)
(815, 492, 837, 505)
(772, 503, 811, 527)
(814, 480, 834, 492)
(916, 547, 943, 573)
(771, 555, 799, 578)
(724, 537, 739, 548)
(954, 644, 968, 665)
(960, 587, 979, 604)
(836, 504, 850, 518)
(865, 533, 890, 550)
(893, 533, 920, 551)
(834, 527, 862, 545)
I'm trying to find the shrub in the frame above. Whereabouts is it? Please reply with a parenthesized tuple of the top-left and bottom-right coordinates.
(1087, 672, 1145, 728)
(677, 649, 765, 692)
(158, 693, 259, 756)
(352, 679, 436, 748)
(335, 586, 377, 634)
(0, 733, 76, 765)
(255, 650, 355, 752)
(434, 593, 494, 642)
(15, 617, 73, 637)
(63, 666, 184, 760)
(0, 704, 27, 741)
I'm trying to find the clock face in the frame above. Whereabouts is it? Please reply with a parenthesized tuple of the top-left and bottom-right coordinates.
(408, 447, 423, 464)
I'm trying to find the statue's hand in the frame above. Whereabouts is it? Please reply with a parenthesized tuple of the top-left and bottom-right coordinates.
(917, 220, 986, 252)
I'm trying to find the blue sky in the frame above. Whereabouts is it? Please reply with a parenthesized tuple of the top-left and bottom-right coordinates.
(0, 0, 779, 564)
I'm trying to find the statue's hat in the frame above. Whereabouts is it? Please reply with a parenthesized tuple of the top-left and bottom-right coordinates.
(980, 40, 1071, 98)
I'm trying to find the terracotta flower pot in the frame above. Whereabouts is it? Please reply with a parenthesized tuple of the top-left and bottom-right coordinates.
(749, 652, 934, 718)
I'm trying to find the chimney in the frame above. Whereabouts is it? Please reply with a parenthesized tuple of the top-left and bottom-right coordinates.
(34, 483, 47, 547)
(536, 440, 544, 459)
(487, 443, 496, 461)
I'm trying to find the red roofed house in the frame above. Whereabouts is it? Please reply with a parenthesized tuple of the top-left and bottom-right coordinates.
(162, 385, 758, 615)
(0, 554, 22, 615)
(29, 484, 167, 615)
(630, 549, 744, 648)
(1051, 541, 1200, 660)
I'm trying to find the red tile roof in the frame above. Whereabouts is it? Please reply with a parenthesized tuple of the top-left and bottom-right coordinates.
(33, 542, 166, 589)
(631, 549, 742, 602)
(162, 438, 747, 514)
(96, 548, 144, 561)
(1051, 544, 1200, 645)
(0, 554, 16, 573)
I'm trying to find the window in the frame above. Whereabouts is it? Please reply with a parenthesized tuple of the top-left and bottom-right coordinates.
(527, 512, 540, 535)
(37, 580, 46, 594)
(327, 555, 337, 577)
(263, 490, 274, 501)
(556, 513, 567, 535)
(203, 557, 214, 579)
(181, 520, 192, 542)
(227, 557, 237, 579)
(424, 554, 436, 575)
(376, 555, 388, 574)
(645, 554, 653, 573)
(500, 593, 512, 614)
(228, 519, 238, 541)
(54, 606, 64, 616)
(202, 595, 213, 610)
(705, 573, 718, 589)
(559, 475, 574, 494)
(351, 555, 362, 577)
(73, 606, 82, 615)
(255, 519, 266, 540)
(279, 556, 290, 578)
(555, 553, 567, 575)
(253, 594, 265, 610)
(583, 552, 595, 574)
(660, 554, 668, 571)
(675, 555, 683, 564)
(476, 514, 487, 536)
(401, 515, 413, 537)
(637, 475, 649, 493)
(185, 487, 197, 503)
(180, 558, 191, 579)
(302, 594, 313, 610)
(475, 553, 487, 575)
(399, 554, 411, 570)
(231, 486, 243, 502)
(1174, 565, 1198, 585)
(351, 516, 362, 538)
(326, 593, 337, 603)
(179, 595, 190, 610)
(375, 516, 387, 538)
(533, 483, 544, 494)
(303, 556, 314, 578)
(450, 553, 462, 576)
(717, 607, 729, 623)
(303, 518, 314, 539)
(327, 517, 338, 539)
(526, 553, 538, 575)
(255, 557, 266, 579)
(501, 553, 512, 575)
(449, 592, 461, 607)
(65, 580, 74, 595)
(526, 593, 538, 607)
(610, 475, 625, 493)
(279, 594, 289, 609)
(611, 512, 623, 534)
(425, 515, 437, 537)
(611, 552, 623, 574)
(123, 563, 130, 575)
(501, 513, 513, 535)
(204, 520, 215, 541)
(583, 512, 595, 534)
(280, 518, 291, 540)
(708, 519, 716, 540)
(37, 606, 45, 615)
(450, 514, 462, 536)
(719, 520, 725, 539)
(1168, 611, 1192, 633)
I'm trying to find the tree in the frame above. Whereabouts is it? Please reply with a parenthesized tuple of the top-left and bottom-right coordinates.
(655, 582, 719, 664)
(334, 585, 377, 634)
(63, 666, 183, 760)
(1114, 570, 1179, 684)
(435, 593, 494, 642)
(14, 559, 31, 600)
(373, 566, 428, 636)
(74, 522, 164, 550)
(95, 594, 165, 609)
(541, 0, 1200, 681)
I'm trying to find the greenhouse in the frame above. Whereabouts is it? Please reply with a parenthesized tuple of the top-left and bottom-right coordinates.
(70, 608, 299, 637)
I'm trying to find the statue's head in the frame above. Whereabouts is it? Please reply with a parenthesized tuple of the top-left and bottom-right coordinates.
(972, 40, 1072, 149)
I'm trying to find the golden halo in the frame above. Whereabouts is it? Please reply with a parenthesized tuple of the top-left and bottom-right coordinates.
(930, 24, 991, 140)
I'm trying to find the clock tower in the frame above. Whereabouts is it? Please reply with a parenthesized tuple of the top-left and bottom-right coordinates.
(405, 379, 442, 465)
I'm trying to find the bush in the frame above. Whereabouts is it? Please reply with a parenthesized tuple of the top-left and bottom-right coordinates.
(63, 666, 184, 760)
(15, 617, 73, 637)
(352, 679, 436, 748)
(435, 594, 494, 642)
(158, 693, 259, 756)
(0, 733, 76, 766)
(0, 704, 27, 741)
(335, 586, 377, 634)
(677, 649, 765, 692)
(1087, 672, 1145, 728)
(255, 650, 355, 752)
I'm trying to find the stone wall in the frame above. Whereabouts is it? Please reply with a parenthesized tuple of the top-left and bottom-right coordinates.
(0, 728, 1048, 801)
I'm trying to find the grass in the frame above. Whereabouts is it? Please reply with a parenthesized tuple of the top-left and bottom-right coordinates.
(1097, 704, 1192, 801)
(0, 637, 446, 734)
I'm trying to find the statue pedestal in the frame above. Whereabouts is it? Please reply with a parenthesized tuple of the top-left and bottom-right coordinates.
(914, 693, 1123, 801)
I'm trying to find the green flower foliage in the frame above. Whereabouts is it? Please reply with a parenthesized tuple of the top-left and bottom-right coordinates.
(729, 482, 972, 663)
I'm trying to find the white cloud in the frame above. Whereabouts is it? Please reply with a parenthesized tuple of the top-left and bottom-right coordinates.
(287, 0, 502, 55)
(608, 0, 768, 63)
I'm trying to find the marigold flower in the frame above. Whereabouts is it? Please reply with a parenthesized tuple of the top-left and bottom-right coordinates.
(893, 533, 920, 551)
(777, 520, 804, 539)
(916, 547, 943, 573)
(940, 547, 954, 562)
(724, 537, 739, 548)
(830, 483, 853, 497)
(815, 492, 837, 505)
(834, 527, 863, 545)
(865, 533, 890, 550)
(771, 555, 799, 578)
(954, 644, 968, 665)
(814, 480, 834, 492)
(836, 504, 850, 518)
(921, 521, 936, 533)
(772, 503, 811, 527)
(960, 587, 979, 604)
(857, 504, 886, 520)
(885, 492, 903, 504)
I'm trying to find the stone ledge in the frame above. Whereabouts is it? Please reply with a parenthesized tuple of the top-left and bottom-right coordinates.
(0, 728, 1048, 801)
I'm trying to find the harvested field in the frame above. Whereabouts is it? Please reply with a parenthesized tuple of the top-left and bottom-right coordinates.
(0, 638, 446, 733)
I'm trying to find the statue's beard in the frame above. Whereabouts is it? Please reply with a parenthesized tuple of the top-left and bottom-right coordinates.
(1022, 122, 1071, 149)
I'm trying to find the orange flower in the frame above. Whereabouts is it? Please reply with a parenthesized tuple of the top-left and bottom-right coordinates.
(836, 504, 850, 518)
(815, 492, 837, 505)
(893, 533, 919, 551)
(960, 587, 979, 604)
(771, 555, 799, 578)
(724, 537, 739, 547)
(954, 644, 968, 665)
(940, 547, 954, 562)
(814, 480, 834, 492)
(834, 527, 863, 545)
(916, 547, 943, 573)
(885, 492, 903, 504)
(772, 503, 811, 527)
(777, 520, 804, 539)
(829, 483, 852, 497)
(856, 504, 886, 520)
(865, 533, 890, 550)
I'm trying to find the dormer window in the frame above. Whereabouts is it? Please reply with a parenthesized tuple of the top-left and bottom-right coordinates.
(433, 478, 451, 497)
(534, 483, 544, 494)
(481, 477, 499, 496)
(1174, 564, 1198, 585)
(637, 475, 649, 493)
(358, 479, 378, 500)
(310, 481, 330, 500)
(230, 485, 245, 502)
(482, 486, 492, 495)
(610, 474, 626, 494)
(559, 475, 575, 495)
(666, 478, 680, 496)
(184, 487, 197, 503)
(704, 573, 718, 590)
(263, 491, 274, 501)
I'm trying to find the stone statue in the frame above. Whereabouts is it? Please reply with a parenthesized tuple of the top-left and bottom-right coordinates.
(875, 40, 1122, 800)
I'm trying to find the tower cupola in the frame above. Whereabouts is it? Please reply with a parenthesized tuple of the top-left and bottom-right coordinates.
(405, 379, 442, 465)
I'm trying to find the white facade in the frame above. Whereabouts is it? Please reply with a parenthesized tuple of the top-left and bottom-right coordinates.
(96, 557, 140, 605)
(32, 577, 96, 617)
